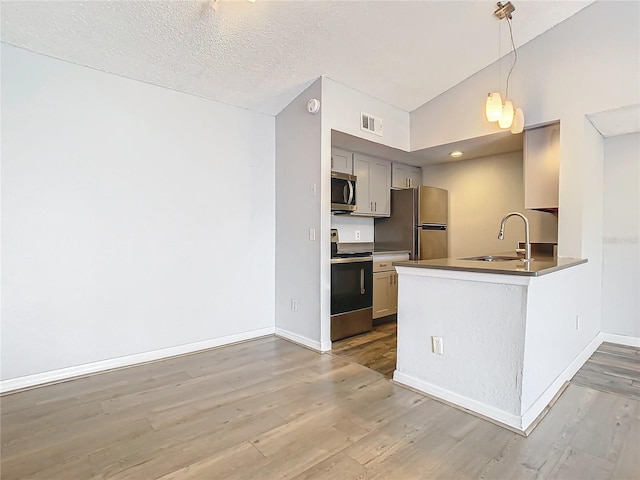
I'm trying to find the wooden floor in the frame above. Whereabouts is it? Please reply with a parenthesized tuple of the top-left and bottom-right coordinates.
(330, 321, 397, 378)
(571, 342, 640, 400)
(1, 337, 639, 480)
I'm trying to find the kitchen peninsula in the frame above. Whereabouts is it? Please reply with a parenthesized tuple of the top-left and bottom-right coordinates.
(392, 255, 589, 434)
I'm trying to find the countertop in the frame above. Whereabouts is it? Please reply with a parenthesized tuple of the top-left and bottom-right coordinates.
(393, 253, 587, 277)
(373, 250, 411, 256)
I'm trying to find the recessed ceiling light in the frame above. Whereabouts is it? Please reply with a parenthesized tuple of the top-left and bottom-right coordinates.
(450, 151, 463, 158)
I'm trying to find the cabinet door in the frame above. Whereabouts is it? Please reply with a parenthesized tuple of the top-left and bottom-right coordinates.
(390, 273, 398, 315)
(406, 166, 422, 188)
(370, 159, 391, 216)
(392, 163, 422, 189)
(353, 154, 372, 215)
(331, 147, 353, 174)
(524, 123, 560, 210)
(392, 163, 409, 189)
(373, 271, 392, 319)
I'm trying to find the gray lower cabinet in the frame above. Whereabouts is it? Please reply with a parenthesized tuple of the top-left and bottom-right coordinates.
(373, 271, 397, 319)
(372, 254, 408, 319)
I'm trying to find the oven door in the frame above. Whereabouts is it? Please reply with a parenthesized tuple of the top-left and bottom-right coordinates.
(330, 258, 373, 315)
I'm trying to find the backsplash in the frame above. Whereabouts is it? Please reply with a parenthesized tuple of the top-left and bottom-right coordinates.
(331, 215, 374, 243)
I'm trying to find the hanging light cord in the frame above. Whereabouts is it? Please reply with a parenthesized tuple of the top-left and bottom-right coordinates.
(504, 16, 517, 100)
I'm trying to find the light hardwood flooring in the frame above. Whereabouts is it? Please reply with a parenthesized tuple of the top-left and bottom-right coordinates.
(1, 336, 639, 479)
(571, 342, 640, 401)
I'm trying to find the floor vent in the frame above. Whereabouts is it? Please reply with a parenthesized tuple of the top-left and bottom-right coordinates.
(361, 112, 383, 136)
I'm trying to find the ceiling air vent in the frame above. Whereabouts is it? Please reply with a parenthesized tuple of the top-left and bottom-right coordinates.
(360, 112, 383, 136)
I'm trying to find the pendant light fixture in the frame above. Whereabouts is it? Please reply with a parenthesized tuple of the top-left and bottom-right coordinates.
(486, 92, 503, 122)
(498, 100, 514, 128)
(510, 107, 524, 134)
(485, 1, 524, 134)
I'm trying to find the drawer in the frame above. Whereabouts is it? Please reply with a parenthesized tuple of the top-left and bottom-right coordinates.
(373, 253, 409, 272)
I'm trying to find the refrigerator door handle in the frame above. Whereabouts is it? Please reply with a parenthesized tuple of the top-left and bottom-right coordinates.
(420, 223, 447, 231)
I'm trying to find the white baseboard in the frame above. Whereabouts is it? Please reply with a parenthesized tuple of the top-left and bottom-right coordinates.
(600, 332, 640, 347)
(393, 371, 524, 432)
(0, 327, 275, 394)
(520, 333, 603, 431)
(275, 328, 323, 352)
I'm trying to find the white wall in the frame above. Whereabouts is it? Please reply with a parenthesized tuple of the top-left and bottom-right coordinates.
(320, 77, 411, 347)
(322, 77, 410, 152)
(602, 133, 640, 338)
(395, 262, 598, 432)
(330, 215, 374, 244)
(421, 152, 558, 258)
(410, 1, 639, 356)
(522, 262, 596, 418)
(395, 272, 528, 416)
(1, 45, 275, 385)
(411, 1, 639, 260)
(274, 79, 323, 350)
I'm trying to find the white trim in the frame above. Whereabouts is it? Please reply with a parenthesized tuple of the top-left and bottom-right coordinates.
(275, 328, 323, 352)
(320, 340, 332, 352)
(0, 327, 275, 394)
(395, 266, 532, 286)
(393, 370, 524, 432)
(520, 333, 603, 430)
(600, 332, 640, 347)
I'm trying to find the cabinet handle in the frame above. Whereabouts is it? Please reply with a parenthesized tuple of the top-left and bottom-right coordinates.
(331, 156, 333, 169)
(360, 268, 365, 294)
(409, 178, 412, 188)
(374, 201, 377, 212)
(370, 201, 373, 211)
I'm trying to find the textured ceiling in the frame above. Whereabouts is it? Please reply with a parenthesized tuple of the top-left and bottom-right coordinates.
(1, 0, 593, 116)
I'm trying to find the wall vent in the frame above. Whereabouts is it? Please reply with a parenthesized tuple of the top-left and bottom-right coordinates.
(360, 112, 383, 136)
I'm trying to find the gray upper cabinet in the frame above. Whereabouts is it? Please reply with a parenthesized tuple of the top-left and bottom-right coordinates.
(392, 162, 422, 189)
(524, 123, 560, 210)
(331, 147, 353, 175)
(352, 153, 391, 217)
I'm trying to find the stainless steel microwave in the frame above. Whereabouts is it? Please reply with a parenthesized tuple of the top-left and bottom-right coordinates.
(331, 171, 357, 212)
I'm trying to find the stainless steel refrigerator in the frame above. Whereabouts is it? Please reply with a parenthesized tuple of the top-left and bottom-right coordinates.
(374, 186, 448, 260)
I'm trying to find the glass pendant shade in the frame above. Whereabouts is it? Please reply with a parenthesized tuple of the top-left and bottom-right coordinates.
(498, 100, 515, 129)
(510, 108, 524, 134)
(485, 92, 503, 122)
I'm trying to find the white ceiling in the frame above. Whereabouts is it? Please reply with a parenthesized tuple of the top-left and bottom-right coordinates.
(1, 0, 594, 116)
(333, 129, 524, 166)
(587, 105, 640, 138)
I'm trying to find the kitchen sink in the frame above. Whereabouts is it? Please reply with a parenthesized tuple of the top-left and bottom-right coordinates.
(460, 255, 521, 262)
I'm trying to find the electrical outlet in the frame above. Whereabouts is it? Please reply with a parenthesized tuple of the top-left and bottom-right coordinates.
(355, 230, 361, 240)
(309, 228, 316, 241)
(291, 299, 298, 312)
(432, 336, 444, 355)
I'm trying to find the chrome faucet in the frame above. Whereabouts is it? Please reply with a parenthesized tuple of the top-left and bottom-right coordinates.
(498, 212, 533, 262)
